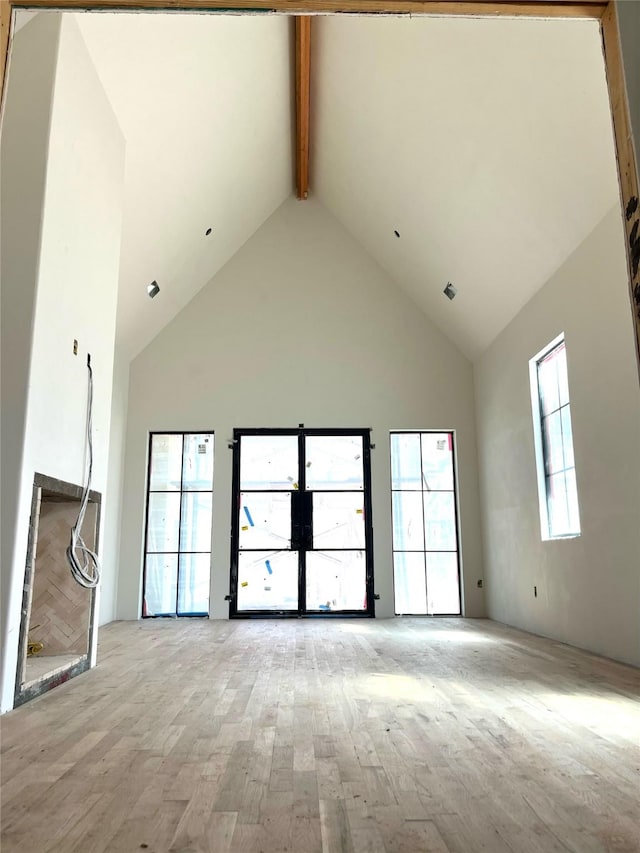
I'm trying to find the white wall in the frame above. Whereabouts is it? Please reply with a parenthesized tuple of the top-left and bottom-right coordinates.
(119, 197, 485, 621)
(475, 206, 640, 666)
(98, 350, 130, 625)
(0, 12, 61, 714)
(0, 14, 125, 711)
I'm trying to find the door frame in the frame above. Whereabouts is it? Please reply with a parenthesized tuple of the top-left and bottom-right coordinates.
(229, 426, 375, 618)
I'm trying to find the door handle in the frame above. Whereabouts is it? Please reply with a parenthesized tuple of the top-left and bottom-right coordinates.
(291, 491, 312, 550)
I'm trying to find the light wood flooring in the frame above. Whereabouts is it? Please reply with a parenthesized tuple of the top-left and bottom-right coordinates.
(1, 618, 639, 853)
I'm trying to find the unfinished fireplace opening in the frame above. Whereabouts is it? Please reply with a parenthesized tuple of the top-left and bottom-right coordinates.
(15, 473, 101, 706)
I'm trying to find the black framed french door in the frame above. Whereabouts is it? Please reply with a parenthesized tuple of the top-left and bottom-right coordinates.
(229, 428, 374, 617)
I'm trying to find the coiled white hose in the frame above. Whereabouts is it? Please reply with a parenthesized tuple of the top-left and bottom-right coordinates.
(66, 355, 100, 589)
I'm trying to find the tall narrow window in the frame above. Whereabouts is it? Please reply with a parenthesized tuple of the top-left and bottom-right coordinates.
(390, 431, 461, 615)
(530, 335, 580, 539)
(143, 432, 214, 616)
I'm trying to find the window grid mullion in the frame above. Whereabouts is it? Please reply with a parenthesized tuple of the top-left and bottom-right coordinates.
(175, 434, 185, 616)
(419, 434, 428, 612)
(553, 353, 571, 538)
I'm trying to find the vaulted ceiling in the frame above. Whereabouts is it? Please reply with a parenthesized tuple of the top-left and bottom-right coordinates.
(76, 12, 294, 358)
(64, 10, 621, 360)
(312, 15, 619, 359)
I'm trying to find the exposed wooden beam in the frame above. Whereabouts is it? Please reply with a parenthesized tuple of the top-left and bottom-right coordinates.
(602, 1, 640, 378)
(296, 16, 311, 200)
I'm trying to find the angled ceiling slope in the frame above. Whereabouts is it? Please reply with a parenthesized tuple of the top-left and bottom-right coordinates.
(313, 15, 621, 360)
(74, 12, 294, 359)
(29, 12, 621, 363)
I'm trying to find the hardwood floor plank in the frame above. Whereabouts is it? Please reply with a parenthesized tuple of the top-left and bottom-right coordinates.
(320, 797, 355, 853)
(1, 617, 638, 853)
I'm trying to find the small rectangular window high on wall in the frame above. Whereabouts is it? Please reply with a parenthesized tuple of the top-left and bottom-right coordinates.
(529, 335, 580, 539)
(390, 431, 461, 615)
(143, 432, 214, 616)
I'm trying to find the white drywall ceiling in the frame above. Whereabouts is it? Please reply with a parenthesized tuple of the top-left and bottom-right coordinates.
(32, 11, 620, 362)
(313, 15, 621, 360)
(74, 12, 294, 358)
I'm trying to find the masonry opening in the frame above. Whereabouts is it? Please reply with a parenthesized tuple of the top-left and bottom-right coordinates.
(15, 474, 100, 707)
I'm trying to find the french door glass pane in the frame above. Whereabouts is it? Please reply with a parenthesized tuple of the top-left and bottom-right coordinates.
(182, 433, 214, 491)
(305, 436, 364, 490)
(149, 434, 182, 491)
(390, 432, 422, 490)
(426, 553, 460, 614)
(305, 550, 367, 611)
(240, 435, 298, 490)
(423, 492, 457, 551)
(178, 553, 210, 614)
(146, 492, 181, 552)
(180, 493, 213, 552)
(392, 491, 424, 551)
(237, 550, 299, 611)
(421, 433, 454, 491)
(239, 492, 292, 550)
(145, 554, 178, 616)
(312, 492, 365, 549)
(393, 552, 427, 615)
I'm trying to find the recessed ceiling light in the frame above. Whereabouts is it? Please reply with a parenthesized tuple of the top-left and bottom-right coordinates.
(147, 281, 160, 299)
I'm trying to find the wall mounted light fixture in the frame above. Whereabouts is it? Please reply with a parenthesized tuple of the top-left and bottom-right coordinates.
(147, 281, 160, 299)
